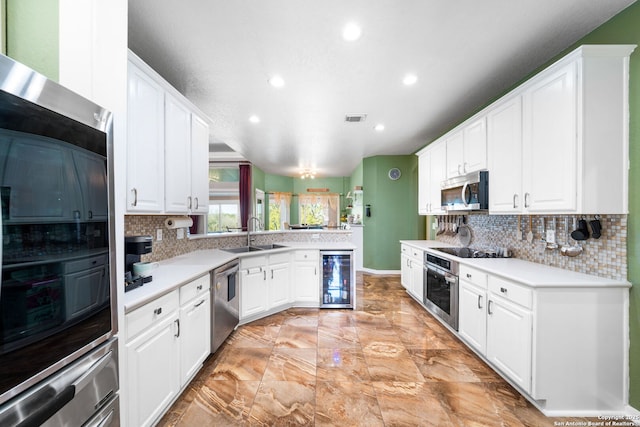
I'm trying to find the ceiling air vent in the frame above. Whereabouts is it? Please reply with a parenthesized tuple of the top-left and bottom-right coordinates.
(345, 114, 367, 123)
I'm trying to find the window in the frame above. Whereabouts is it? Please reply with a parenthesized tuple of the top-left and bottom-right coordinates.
(208, 165, 241, 232)
(268, 192, 291, 230)
(298, 193, 340, 227)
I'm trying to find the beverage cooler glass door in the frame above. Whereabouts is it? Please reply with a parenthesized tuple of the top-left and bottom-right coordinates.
(0, 54, 116, 406)
(320, 251, 354, 308)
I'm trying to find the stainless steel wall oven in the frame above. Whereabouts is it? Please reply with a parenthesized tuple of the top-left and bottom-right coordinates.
(0, 54, 118, 425)
(424, 252, 459, 331)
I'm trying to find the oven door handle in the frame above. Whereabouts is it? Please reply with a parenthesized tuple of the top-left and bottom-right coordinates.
(444, 275, 457, 285)
(17, 385, 76, 427)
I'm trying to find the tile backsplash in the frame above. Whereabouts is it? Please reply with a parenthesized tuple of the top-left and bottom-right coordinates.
(434, 214, 627, 281)
(125, 215, 352, 263)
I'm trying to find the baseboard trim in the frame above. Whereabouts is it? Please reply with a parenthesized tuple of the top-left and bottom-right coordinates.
(359, 268, 401, 275)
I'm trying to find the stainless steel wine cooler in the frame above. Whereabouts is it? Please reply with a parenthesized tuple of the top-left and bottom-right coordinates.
(320, 250, 355, 308)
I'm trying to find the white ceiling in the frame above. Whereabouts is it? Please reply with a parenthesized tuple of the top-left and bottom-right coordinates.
(128, 0, 636, 177)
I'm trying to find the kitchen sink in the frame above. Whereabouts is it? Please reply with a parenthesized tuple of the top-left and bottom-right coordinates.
(252, 244, 287, 250)
(222, 246, 264, 253)
(222, 244, 287, 253)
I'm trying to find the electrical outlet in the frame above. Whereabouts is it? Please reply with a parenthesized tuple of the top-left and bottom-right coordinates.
(177, 228, 185, 239)
(156, 229, 162, 241)
(545, 229, 556, 244)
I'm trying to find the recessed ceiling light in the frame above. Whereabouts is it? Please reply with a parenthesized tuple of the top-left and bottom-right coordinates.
(268, 75, 285, 88)
(374, 124, 385, 132)
(342, 22, 362, 41)
(249, 115, 260, 124)
(403, 74, 418, 86)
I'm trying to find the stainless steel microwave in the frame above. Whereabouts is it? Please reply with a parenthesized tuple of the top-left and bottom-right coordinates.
(441, 170, 488, 211)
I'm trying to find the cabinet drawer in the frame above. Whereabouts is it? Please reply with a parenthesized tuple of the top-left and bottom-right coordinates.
(401, 244, 409, 255)
(126, 289, 179, 341)
(294, 250, 319, 261)
(179, 274, 210, 304)
(64, 254, 108, 274)
(269, 252, 290, 264)
(240, 255, 268, 270)
(410, 248, 423, 260)
(460, 265, 487, 288)
(488, 276, 532, 309)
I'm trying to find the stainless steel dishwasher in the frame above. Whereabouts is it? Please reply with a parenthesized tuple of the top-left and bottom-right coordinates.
(211, 259, 240, 353)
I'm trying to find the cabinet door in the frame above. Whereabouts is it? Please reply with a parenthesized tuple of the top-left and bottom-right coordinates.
(240, 266, 267, 319)
(190, 115, 210, 214)
(445, 131, 464, 178)
(487, 96, 523, 213)
(458, 281, 487, 354)
(400, 254, 411, 290)
(417, 151, 430, 215)
(410, 258, 424, 302)
(486, 295, 532, 393)
(293, 261, 319, 303)
(463, 117, 487, 174)
(164, 94, 191, 213)
(180, 292, 211, 384)
(269, 262, 290, 309)
(72, 149, 109, 220)
(522, 61, 577, 213)
(127, 63, 165, 212)
(429, 142, 447, 213)
(126, 315, 180, 427)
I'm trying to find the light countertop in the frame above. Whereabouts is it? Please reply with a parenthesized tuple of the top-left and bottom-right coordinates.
(123, 242, 357, 313)
(400, 240, 630, 289)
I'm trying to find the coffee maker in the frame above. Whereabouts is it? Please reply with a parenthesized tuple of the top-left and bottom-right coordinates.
(124, 235, 153, 292)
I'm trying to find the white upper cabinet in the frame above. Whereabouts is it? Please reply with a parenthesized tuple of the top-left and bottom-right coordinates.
(417, 140, 446, 215)
(190, 115, 210, 214)
(445, 117, 487, 178)
(127, 60, 165, 212)
(127, 51, 211, 215)
(487, 96, 523, 213)
(485, 44, 635, 214)
(164, 94, 192, 213)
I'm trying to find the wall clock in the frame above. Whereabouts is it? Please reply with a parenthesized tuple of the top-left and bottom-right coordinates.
(388, 167, 401, 180)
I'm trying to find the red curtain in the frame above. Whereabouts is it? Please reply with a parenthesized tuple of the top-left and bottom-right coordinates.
(239, 164, 252, 231)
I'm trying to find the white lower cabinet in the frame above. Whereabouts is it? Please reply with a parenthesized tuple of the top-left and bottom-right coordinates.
(293, 250, 320, 305)
(125, 291, 180, 427)
(458, 266, 532, 393)
(178, 275, 211, 384)
(125, 274, 211, 427)
(240, 252, 292, 321)
(400, 244, 424, 301)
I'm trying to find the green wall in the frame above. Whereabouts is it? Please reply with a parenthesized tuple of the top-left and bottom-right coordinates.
(362, 155, 425, 270)
(5, 0, 58, 80)
(567, 2, 640, 410)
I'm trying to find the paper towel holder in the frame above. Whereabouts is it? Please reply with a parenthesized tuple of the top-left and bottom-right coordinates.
(165, 216, 194, 229)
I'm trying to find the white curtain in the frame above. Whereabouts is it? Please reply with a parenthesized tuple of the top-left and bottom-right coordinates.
(270, 192, 291, 230)
(298, 193, 339, 227)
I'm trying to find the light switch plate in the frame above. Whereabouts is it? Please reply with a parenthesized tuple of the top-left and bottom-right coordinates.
(177, 228, 185, 239)
(156, 229, 163, 241)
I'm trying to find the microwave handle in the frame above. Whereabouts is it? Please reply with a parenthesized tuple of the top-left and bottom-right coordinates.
(461, 181, 470, 208)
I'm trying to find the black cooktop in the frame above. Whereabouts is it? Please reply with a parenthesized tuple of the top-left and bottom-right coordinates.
(432, 247, 500, 258)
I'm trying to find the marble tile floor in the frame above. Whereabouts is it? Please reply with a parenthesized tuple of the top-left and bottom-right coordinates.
(158, 273, 599, 426)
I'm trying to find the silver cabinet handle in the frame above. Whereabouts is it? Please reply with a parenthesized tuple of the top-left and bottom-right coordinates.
(188, 196, 192, 210)
(457, 164, 462, 175)
(513, 194, 518, 209)
(194, 299, 205, 308)
(488, 300, 493, 315)
(500, 287, 507, 293)
(197, 284, 203, 291)
(271, 269, 274, 280)
(463, 162, 468, 173)
(263, 270, 266, 281)
(466, 273, 472, 279)
(175, 319, 180, 337)
(194, 197, 199, 210)
(524, 192, 530, 208)
(477, 295, 483, 309)
(88, 210, 93, 219)
(154, 307, 162, 315)
(131, 188, 138, 207)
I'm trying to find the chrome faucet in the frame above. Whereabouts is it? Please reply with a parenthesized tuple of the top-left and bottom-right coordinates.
(247, 216, 262, 246)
